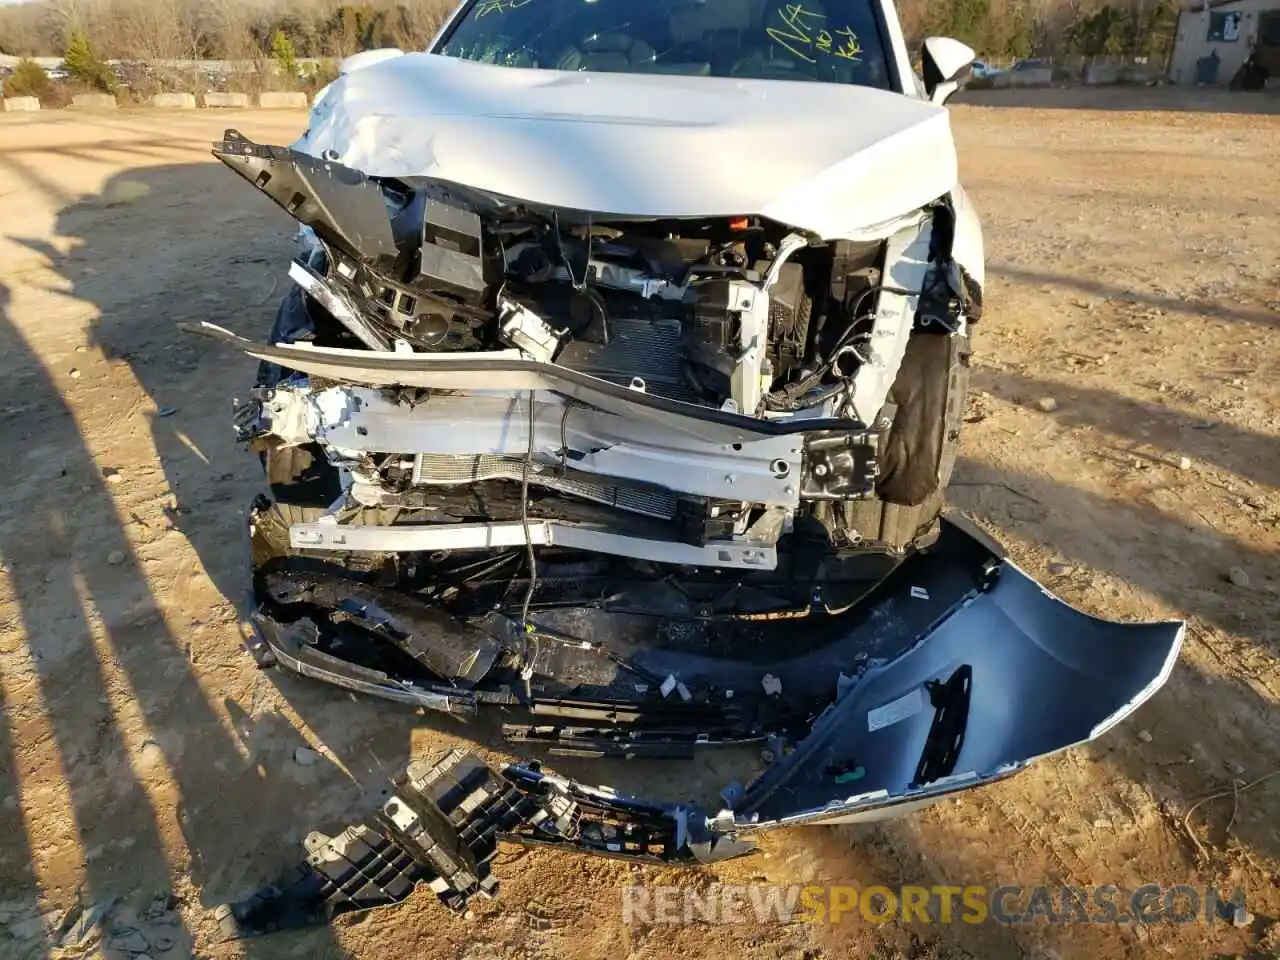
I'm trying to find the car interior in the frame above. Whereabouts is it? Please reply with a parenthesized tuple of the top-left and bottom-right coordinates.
(440, 0, 893, 90)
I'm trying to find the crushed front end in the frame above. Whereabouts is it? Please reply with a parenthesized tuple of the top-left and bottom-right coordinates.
(195, 130, 1183, 937)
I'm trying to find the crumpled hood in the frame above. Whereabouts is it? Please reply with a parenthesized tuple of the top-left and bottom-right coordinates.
(296, 53, 958, 239)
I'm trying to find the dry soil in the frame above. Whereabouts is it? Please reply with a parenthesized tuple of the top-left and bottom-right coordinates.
(0, 90, 1278, 960)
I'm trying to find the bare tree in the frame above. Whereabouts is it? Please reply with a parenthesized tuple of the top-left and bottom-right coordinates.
(1, 0, 1183, 71)
(103, 0, 184, 61)
(43, 0, 96, 50)
(896, 0, 929, 48)
(0, 4, 48, 55)
(399, 0, 458, 48)
(206, 0, 265, 60)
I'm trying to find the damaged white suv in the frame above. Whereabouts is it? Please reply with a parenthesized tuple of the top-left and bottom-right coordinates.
(219, 1, 989, 564)
(196, 1, 1183, 937)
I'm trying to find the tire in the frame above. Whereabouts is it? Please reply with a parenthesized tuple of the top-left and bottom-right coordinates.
(843, 329, 972, 553)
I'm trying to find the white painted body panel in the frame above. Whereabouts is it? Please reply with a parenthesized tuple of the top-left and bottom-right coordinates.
(295, 53, 959, 240)
(950, 182, 985, 290)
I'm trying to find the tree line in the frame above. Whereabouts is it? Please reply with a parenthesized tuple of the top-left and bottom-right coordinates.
(899, 0, 1180, 61)
(0, 0, 456, 62)
(1, 0, 1180, 67)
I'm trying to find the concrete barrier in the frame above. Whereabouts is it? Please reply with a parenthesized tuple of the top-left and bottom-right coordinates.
(1116, 65, 1164, 84)
(72, 93, 118, 109)
(204, 91, 250, 108)
(1008, 68, 1053, 87)
(1084, 63, 1120, 85)
(258, 91, 309, 109)
(152, 92, 196, 109)
(2, 97, 41, 112)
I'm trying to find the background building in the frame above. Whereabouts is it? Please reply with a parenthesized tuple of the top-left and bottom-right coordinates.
(1169, 0, 1280, 84)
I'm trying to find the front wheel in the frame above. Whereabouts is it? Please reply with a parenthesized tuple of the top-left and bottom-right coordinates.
(840, 329, 972, 553)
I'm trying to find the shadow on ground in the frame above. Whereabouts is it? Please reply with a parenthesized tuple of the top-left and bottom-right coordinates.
(0, 167, 356, 956)
(3, 157, 1277, 958)
(989, 263, 1279, 331)
(972, 368, 1280, 491)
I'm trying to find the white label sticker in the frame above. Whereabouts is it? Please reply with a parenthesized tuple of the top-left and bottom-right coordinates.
(867, 687, 925, 732)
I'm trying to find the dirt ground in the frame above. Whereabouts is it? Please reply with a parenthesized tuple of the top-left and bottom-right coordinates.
(0, 90, 1277, 960)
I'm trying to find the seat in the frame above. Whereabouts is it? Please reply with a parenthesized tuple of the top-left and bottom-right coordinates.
(555, 34, 658, 72)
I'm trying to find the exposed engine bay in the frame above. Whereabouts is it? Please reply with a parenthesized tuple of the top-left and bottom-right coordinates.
(191, 127, 1182, 940)
(202, 129, 978, 569)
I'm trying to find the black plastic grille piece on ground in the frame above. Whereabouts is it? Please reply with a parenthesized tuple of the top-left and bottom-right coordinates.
(213, 824, 422, 939)
(215, 749, 545, 939)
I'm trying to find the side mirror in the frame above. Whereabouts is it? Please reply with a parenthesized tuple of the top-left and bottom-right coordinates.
(921, 36, 976, 105)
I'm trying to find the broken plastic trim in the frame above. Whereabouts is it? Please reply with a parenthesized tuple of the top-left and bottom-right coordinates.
(214, 129, 399, 262)
(223, 516, 1183, 938)
(288, 260, 392, 351)
(215, 748, 747, 939)
(249, 615, 480, 714)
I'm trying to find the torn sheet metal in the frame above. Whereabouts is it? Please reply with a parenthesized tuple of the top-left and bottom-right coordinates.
(195, 130, 957, 567)
(847, 218, 932, 424)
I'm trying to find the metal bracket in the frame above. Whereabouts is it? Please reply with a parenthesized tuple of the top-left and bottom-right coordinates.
(289, 519, 778, 570)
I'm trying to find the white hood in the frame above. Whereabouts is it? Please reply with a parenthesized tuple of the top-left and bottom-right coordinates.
(296, 53, 958, 240)
(338, 48, 406, 74)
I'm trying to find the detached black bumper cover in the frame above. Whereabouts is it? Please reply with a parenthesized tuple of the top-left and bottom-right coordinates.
(219, 520, 1182, 938)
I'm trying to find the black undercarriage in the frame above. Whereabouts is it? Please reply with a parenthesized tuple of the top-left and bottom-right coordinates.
(246, 494, 987, 757)
(221, 512, 1004, 938)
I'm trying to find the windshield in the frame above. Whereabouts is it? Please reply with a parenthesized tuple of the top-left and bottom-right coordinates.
(435, 0, 895, 90)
